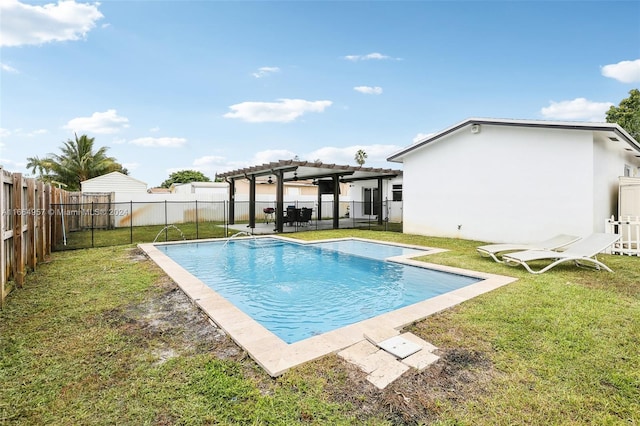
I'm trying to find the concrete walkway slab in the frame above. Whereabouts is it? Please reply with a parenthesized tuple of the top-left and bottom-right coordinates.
(367, 360, 410, 389)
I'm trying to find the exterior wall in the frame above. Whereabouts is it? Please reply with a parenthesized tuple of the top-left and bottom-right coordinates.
(81, 172, 147, 193)
(111, 188, 327, 227)
(171, 182, 228, 194)
(592, 137, 640, 231)
(107, 178, 399, 227)
(619, 177, 640, 217)
(402, 124, 594, 243)
(348, 177, 402, 222)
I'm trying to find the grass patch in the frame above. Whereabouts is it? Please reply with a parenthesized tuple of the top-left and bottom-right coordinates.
(56, 222, 227, 250)
(2, 230, 639, 424)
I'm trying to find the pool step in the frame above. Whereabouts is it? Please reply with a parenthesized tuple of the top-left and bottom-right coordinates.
(337, 332, 440, 389)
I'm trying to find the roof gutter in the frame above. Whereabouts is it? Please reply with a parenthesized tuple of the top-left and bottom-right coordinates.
(387, 118, 640, 162)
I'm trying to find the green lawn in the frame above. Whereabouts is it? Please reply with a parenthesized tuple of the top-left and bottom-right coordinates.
(2, 230, 639, 425)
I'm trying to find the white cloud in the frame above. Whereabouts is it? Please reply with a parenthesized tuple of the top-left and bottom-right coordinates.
(250, 149, 296, 165)
(354, 86, 383, 95)
(540, 98, 613, 122)
(149, 127, 160, 133)
(122, 162, 138, 170)
(0, 0, 104, 47)
(184, 155, 248, 176)
(601, 59, 640, 83)
(223, 98, 332, 123)
(344, 52, 399, 61)
(64, 109, 130, 134)
(27, 129, 48, 137)
(129, 137, 187, 147)
(0, 127, 47, 138)
(307, 144, 402, 166)
(193, 155, 226, 166)
(0, 157, 25, 169)
(252, 66, 280, 78)
(0, 62, 19, 73)
(412, 132, 434, 143)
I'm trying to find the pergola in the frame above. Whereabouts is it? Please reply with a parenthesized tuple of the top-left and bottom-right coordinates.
(216, 160, 402, 232)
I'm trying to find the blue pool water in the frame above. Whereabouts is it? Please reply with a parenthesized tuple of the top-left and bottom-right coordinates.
(158, 238, 481, 343)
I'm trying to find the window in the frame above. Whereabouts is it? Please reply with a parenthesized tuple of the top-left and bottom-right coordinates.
(392, 184, 403, 202)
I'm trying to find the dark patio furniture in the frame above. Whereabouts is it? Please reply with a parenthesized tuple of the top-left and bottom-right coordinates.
(299, 207, 312, 225)
(285, 206, 300, 226)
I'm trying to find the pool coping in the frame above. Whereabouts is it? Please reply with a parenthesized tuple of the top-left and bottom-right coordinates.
(139, 236, 517, 376)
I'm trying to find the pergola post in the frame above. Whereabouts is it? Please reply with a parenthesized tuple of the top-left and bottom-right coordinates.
(377, 177, 384, 225)
(248, 174, 256, 230)
(332, 174, 340, 229)
(275, 170, 284, 233)
(316, 186, 322, 223)
(227, 179, 235, 225)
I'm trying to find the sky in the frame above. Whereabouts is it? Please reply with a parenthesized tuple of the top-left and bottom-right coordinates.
(1, 0, 639, 188)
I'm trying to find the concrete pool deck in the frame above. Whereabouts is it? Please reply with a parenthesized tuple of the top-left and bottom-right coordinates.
(139, 236, 517, 385)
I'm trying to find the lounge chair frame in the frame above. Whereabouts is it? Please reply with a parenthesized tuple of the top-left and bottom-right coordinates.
(476, 234, 580, 263)
(501, 233, 621, 274)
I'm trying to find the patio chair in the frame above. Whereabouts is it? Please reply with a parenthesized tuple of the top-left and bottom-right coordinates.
(285, 206, 299, 226)
(299, 208, 312, 225)
(501, 233, 621, 274)
(476, 234, 580, 263)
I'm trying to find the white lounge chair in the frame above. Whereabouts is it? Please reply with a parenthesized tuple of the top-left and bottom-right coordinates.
(476, 234, 580, 263)
(501, 233, 621, 274)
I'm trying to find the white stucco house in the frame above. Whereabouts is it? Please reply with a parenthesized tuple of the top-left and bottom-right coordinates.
(81, 171, 148, 193)
(170, 181, 229, 195)
(388, 118, 640, 244)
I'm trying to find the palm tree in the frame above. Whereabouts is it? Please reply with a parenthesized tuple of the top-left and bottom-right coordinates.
(27, 134, 126, 190)
(26, 155, 55, 182)
(355, 149, 368, 166)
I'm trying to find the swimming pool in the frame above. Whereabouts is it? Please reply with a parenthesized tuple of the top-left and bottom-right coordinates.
(141, 236, 516, 376)
(157, 238, 481, 343)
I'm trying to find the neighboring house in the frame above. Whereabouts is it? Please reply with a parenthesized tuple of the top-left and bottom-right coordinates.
(170, 181, 229, 195)
(81, 171, 148, 193)
(147, 187, 171, 194)
(167, 179, 322, 198)
(388, 118, 640, 243)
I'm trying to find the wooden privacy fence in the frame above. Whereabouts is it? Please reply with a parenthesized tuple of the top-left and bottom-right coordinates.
(605, 215, 640, 256)
(0, 168, 69, 307)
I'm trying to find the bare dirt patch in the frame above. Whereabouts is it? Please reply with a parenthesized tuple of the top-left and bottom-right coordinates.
(105, 249, 245, 364)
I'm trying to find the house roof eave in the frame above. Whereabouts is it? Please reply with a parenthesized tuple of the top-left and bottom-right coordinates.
(387, 117, 640, 162)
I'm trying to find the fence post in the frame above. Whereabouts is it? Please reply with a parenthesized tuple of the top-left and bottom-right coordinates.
(164, 200, 168, 241)
(130, 201, 133, 244)
(26, 178, 36, 270)
(12, 173, 24, 287)
(1, 167, 5, 306)
(607, 215, 640, 256)
(195, 200, 199, 239)
(91, 201, 95, 248)
(44, 184, 51, 257)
